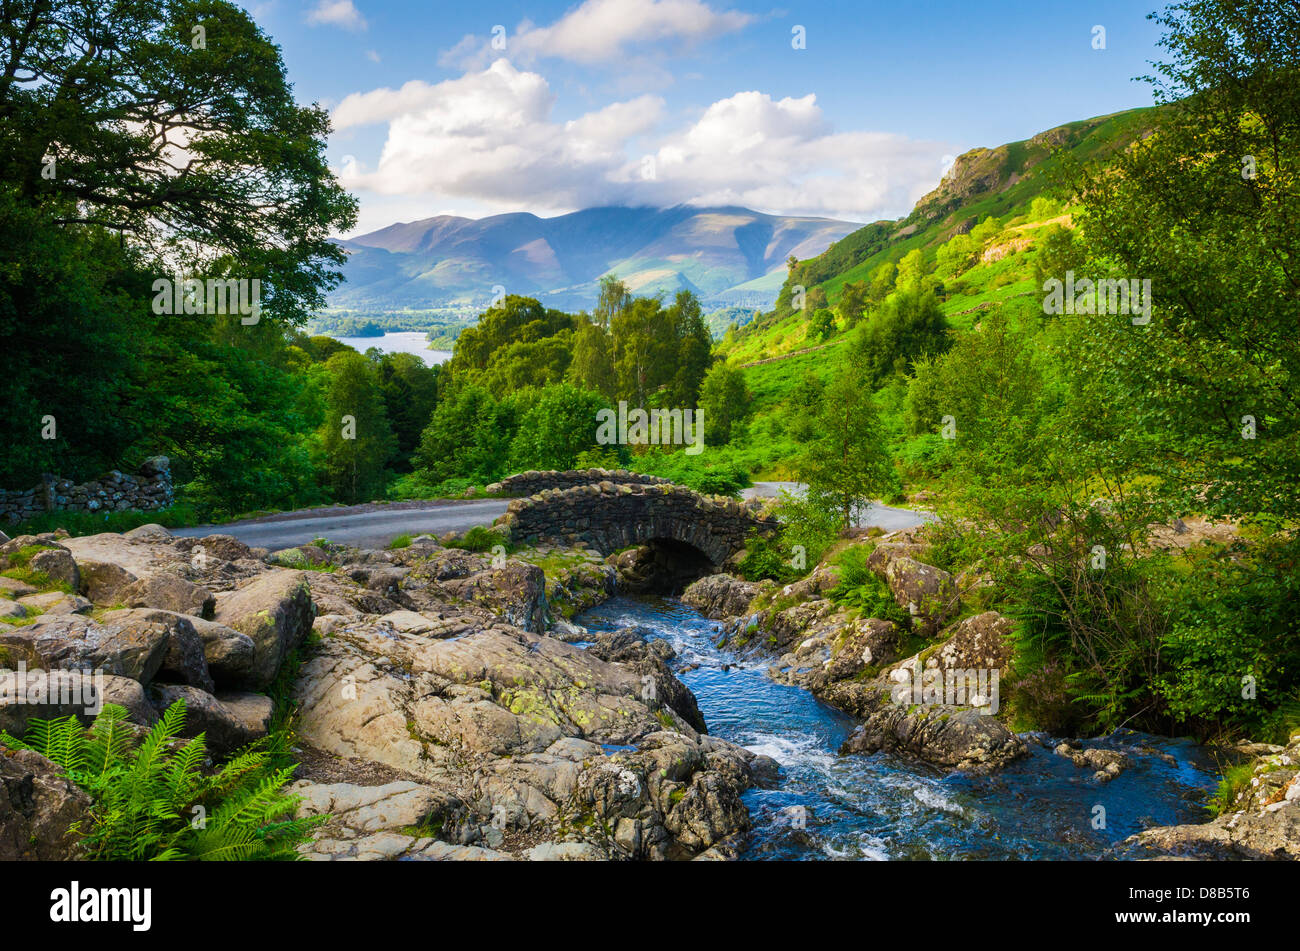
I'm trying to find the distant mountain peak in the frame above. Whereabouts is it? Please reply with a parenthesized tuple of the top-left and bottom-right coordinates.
(330, 204, 862, 313)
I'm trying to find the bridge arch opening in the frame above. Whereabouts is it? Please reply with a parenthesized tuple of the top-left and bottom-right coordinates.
(613, 537, 716, 594)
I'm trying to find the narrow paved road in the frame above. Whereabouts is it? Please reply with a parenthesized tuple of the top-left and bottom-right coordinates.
(173, 482, 932, 551)
(172, 498, 510, 551)
(741, 482, 935, 533)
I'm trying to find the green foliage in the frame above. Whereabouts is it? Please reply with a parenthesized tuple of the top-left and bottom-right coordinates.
(508, 384, 609, 471)
(1062, 0, 1300, 521)
(799, 357, 896, 529)
(631, 452, 752, 497)
(414, 384, 510, 484)
(0, 701, 321, 861)
(770, 489, 843, 567)
(1156, 537, 1300, 733)
(374, 352, 440, 466)
(737, 534, 798, 584)
(317, 350, 397, 504)
(827, 546, 909, 625)
(851, 288, 950, 388)
(448, 526, 508, 554)
(807, 307, 837, 342)
(697, 362, 752, 446)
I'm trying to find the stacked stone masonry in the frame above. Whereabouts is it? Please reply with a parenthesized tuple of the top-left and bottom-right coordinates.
(0, 457, 173, 524)
(495, 480, 778, 565)
(487, 469, 671, 496)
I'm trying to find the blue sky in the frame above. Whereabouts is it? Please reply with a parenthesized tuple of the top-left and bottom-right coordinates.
(243, 0, 1167, 234)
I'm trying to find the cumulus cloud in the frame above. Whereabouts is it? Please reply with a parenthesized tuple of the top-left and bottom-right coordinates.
(307, 0, 366, 31)
(442, 0, 753, 69)
(332, 62, 952, 223)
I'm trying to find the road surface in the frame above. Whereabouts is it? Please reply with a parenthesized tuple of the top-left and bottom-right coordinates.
(173, 482, 932, 551)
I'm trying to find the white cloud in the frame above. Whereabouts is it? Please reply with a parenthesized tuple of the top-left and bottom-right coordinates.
(365, 49, 381, 63)
(332, 62, 953, 225)
(307, 0, 366, 31)
(443, 0, 753, 68)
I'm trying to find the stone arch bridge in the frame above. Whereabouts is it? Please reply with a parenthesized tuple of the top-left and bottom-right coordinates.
(493, 480, 779, 565)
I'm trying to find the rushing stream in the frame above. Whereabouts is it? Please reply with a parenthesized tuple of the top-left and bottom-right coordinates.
(575, 595, 1219, 861)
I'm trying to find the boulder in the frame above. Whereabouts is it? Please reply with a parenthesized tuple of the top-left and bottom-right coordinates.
(0, 747, 93, 860)
(0, 577, 37, 599)
(27, 548, 80, 591)
(190, 534, 254, 563)
(839, 704, 1027, 772)
(16, 592, 92, 615)
(0, 672, 157, 735)
(934, 611, 1015, 672)
(123, 523, 174, 542)
(212, 570, 314, 689)
(0, 613, 170, 683)
(99, 608, 214, 692)
(585, 627, 706, 734)
(122, 573, 215, 619)
(189, 617, 257, 686)
(883, 556, 959, 634)
(76, 560, 139, 605)
(681, 574, 759, 619)
(150, 685, 273, 754)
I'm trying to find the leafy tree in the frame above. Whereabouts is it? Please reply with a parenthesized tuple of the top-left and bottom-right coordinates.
(593, 275, 631, 330)
(664, 290, 713, 408)
(808, 307, 836, 342)
(508, 383, 608, 471)
(799, 358, 894, 529)
(567, 318, 617, 398)
(415, 384, 510, 484)
(0, 0, 355, 325)
(1064, 0, 1300, 521)
(851, 287, 950, 387)
(317, 351, 396, 504)
(836, 279, 870, 326)
(698, 362, 752, 446)
(867, 260, 897, 302)
(376, 352, 440, 464)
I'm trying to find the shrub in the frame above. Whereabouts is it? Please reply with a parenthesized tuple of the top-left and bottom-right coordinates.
(0, 701, 321, 860)
(448, 525, 508, 554)
(737, 534, 798, 583)
(828, 546, 908, 625)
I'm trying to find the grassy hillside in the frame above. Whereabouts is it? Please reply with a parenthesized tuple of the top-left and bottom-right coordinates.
(707, 107, 1158, 480)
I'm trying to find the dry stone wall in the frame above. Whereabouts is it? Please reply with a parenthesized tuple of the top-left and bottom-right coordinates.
(0, 456, 173, 524)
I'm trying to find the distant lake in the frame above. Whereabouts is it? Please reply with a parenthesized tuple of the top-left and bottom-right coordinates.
(332, 331, 452, 365)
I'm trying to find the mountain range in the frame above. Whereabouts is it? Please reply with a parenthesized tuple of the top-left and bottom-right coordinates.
(330, 205, 862, 314)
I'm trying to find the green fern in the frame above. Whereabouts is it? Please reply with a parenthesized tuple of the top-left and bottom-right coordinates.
(0, 700, 324, 861)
